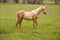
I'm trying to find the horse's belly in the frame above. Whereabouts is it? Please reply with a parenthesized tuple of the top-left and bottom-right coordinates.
(24, 15, 32, 20)
(24, 13, 33, 20)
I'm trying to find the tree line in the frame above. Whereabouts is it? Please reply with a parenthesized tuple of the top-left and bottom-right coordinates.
(0, 0, 60, 4)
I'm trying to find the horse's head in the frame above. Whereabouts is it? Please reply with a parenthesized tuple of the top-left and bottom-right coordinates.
(41, 6, 47, 15)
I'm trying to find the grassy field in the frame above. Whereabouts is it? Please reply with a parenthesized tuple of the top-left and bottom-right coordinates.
(0, 4, 60, 40)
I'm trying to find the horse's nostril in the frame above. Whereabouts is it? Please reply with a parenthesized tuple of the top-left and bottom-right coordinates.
(44, 12, 46, 15)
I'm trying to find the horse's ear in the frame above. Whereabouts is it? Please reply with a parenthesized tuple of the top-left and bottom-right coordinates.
(42, 2, 45, 8)
(43, 6, 45, 9)
(40, 5, 43, 8)
(41, 5, 45, 9)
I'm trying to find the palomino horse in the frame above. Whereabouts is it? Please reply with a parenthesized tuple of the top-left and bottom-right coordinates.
(16, 5, 47, 29)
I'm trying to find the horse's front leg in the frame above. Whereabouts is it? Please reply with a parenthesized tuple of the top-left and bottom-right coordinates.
(33, 20, 36, 29)
(35, 20, 38, 27)
(33, 19, 38, 29)
(33, 20, 37, 29)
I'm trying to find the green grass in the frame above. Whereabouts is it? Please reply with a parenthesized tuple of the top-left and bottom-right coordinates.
(0, 4, 60, 40)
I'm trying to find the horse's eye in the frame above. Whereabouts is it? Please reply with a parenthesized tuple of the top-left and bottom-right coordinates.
(42, 9, 44, 10)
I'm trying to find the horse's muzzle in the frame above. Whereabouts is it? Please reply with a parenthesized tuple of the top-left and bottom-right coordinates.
(44, 12, 47, 15)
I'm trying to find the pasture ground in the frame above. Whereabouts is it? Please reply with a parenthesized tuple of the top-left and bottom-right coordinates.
(0, 4, 60, 40)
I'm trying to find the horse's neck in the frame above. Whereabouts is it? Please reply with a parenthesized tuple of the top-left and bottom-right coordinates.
(32, 6, 42, 14)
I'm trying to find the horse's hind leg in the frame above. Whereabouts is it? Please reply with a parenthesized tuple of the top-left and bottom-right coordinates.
(16, 18, 23, 30)
(16, 20, 19, 27)
(16, 19, 20, 31)
(19, 18, 23, 29)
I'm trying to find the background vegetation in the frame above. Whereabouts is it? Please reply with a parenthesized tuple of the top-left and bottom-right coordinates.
(0, 0, 60, 4)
